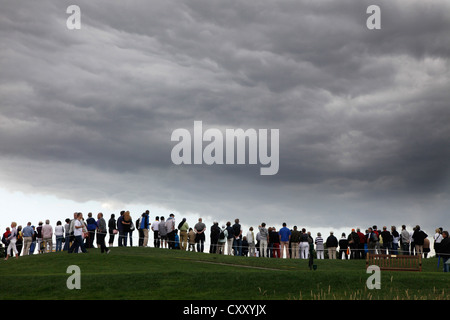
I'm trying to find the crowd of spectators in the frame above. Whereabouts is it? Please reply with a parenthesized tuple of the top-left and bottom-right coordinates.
(2, 211, 449, 272)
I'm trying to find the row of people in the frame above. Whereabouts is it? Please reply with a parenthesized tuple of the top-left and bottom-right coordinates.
(2, 213, 450, 272)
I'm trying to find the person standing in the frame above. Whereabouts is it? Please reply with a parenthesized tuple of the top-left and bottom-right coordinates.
(108, 214, 117, 247)
(4, 222, 19, 260)
(140, 210, 150, 247)
(15, 226, 23, 256)
(55, 221, 65, 252)
(152, 216, 160, 248)
(278, 223, 291, 259)
(68, 213, 78, 248)
(166, 214, 176, 249)
(413, 225, 428, 257)
(380, 226, 392, 254)
(391, 226, 400, 255)
(232, 219, 243, 256)
(348, 229, 360, 259)
(159, 216, 168, 248)
(121, 211, 132, 247)
(29, 226, 37, 255)
(434, 228, 443, 257)
(437, 231, 450, 272)
(269, 227, 280, 258)
(258, 223, 269, 258)
(210, 221, 221, 254)
(226, 221, 234, 255)
(400, 225, 410, 255)
(116, 211, 125, 247)
(290, 226, 301, 259)
(217, 225, 228, 255)
(42, 220, 53, 253)
(63, 218, 72, 251)
(339, 233, 349, 260)
(367, 227, 380, 255)
(242, 236, 249, 256)
(86, 213, 97, 249)
(174, 230, 180, 249)
(315, 233, 324, 259)
(188, 228, 196, 252)
(357, 228, 366, 259)
(68, 213, 87, 254)
(326, 231, 338, 259)
(22, 222, 34, 256)
(2, 227, 11, 258)
(194, 218, 206, 253)
(299, 228, 310, 259)
(36, 222, 44, 254)
(246, 227, 256, 257)
(423, 237, 430, 258)
(96, 213, 110, 254)
(178, 218, 189, 251)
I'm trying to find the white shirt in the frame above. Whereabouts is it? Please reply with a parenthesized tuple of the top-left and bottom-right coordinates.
(246, 231, 255, 244)
(74, 220, 83, 237)
(55, 225, 65, 236)
(152, 221, 160, 231)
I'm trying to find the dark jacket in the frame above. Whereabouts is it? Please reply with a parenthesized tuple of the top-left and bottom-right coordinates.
(413, 230, 428, 246)
(108, 218, 116, 233)
(210, 224, 221, 241)
(438, 237, 450, 255)
(380, 231, 392, 244)
(339, 238, 349, 250)
(226, 226, 234, 240)
(326, 235, 338, 248)
(269, 231, 280, 244)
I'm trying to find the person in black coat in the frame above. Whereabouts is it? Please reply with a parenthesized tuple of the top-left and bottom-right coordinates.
(412, 225, 428, 257)
(339, 233, 349, 260)
(437, 231, 450, 272)
(326, 232, 338, 259)
(210, 222, 221, 254)
(108, 214, 116, 247)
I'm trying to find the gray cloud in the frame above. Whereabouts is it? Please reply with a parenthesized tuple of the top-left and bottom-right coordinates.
(0, 0, 449, 233)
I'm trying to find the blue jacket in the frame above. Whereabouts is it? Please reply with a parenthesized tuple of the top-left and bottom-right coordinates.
(140, 214, 149, 230)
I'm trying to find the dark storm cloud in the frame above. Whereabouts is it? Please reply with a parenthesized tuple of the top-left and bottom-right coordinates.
(0, 0, 449, 230)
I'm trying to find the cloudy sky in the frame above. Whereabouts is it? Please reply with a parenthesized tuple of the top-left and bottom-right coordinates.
(1, 0, 449, 243)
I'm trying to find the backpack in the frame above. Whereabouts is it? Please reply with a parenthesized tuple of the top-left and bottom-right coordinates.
(136, 218, 141, 230)
(219, 229, 226, 240)
(371, 232, 379, 242)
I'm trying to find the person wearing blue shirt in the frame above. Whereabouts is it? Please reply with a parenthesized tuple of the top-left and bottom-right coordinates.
(278, 223, 291, 259)
(22, 222, 34, 256)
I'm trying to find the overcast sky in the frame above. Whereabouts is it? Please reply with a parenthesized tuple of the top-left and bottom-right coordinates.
(1, 0, 449, 242)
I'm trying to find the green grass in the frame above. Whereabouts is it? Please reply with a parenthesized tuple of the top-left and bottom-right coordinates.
(0, 247, 448, 300)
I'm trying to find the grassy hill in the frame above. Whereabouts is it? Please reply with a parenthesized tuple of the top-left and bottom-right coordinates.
(0, 247, 448, 300)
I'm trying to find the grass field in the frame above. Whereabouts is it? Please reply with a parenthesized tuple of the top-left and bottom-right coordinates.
(0, 247, 448, 300)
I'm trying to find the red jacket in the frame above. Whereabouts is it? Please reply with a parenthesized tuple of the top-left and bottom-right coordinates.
(357, 232, 366, 245)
